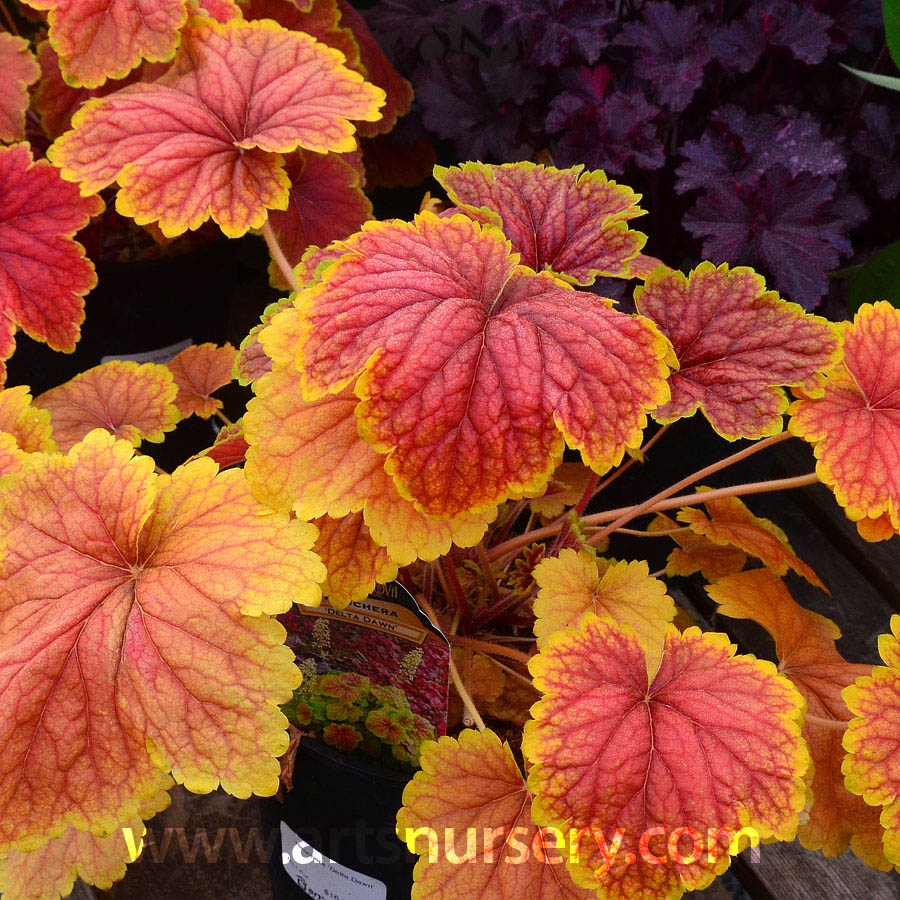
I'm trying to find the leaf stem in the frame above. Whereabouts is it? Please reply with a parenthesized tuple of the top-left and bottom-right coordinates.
(490, 657, 535, 691)
(586, 472, 818, 545)
(214, 409, 233, 428)
(547, 424, 673, 555)
(476, 541, 501, 605)
(589, 431, 794, 545)
(447, 633, 532, 665)
(0, 1, 19, 35)
(611, 526, 692, 537)
(441, 555, 472, 631)
(261, 220, 301, 293)
(489, 469, 817, 560)
(448, 656, 485, 732)
(805, 714, 849, 732)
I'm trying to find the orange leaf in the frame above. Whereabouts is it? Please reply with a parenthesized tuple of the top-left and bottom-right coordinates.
(0, 431, 324, 851)
(243, 0, 412, 138)
(524, 618, 809, 899)
(0, 33, 40, 143)
(0, 386, 55, 454)
(451, 648, 506, 706)
(166, 342, 238, 418)
(843, 615, 900, 866)
(648, 513, 746, 582)
(0, 779, 172, 900)
(0, 144, 102, 382)
(856, 512, 897, 543)
(49, 16, 384, 238)
(35, 360, 181, 452)
(529, 462, 596, 519)
(312, 511, 398, 608)
(244, 366, 495, 564)
(790, 302, 900, 540)
(635, 262, 840, 439)
(24, 0, 187, 87)
(676, 491, 824, 589)
(266, 150, 372, 290)
(435, 162, 647, 286)
(0, 433, 24, 478)
(532, 549, 675, 669)
(294, 213, 672, 518)
(709, 569, 890, 867)
(397, 729, 594, 900)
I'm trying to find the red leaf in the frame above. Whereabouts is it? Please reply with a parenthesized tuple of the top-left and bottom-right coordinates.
(243, 0, 412, 137)
(33, 40, 162, 139)
(294, 213, 672, 518)
(49, 16, 384, 238)
(0, 33, 40, 143)
(0, 144, 102, 383)
(524, 618, 809, 898)
(635, 262, 840, 439)
(790, 302, 900, 539)
(435, 162, 647, 285)
(242, 0, 361, 69)
(196, 420, 248, 470)
(266, 150, 371, 289)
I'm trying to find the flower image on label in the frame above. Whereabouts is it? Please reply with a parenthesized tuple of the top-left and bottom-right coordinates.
(280, 822, 387, 900)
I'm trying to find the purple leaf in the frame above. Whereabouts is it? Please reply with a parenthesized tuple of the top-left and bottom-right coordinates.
(464, 0, 617, 67)
(715, 0, 834, 71)
(363, 0, 452, 45)
(414, 51, 543, 160)
(683, 168, 858, 308)
(616, 1, 717, 111)
(676, 106, 846, 193)
(547, 82, 664, 173)
(816, 0, 884, 52)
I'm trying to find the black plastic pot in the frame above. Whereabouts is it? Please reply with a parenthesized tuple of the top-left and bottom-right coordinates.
(261, 738, 415, 900)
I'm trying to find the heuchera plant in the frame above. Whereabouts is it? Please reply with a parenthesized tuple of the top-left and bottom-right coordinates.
(1, 3, 900, 900)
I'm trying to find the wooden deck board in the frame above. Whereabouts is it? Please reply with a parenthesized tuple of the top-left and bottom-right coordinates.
(735, 841, 900, 900)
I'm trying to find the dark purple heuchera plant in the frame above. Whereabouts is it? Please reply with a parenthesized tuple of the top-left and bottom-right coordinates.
(365, 0, 899, 310)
